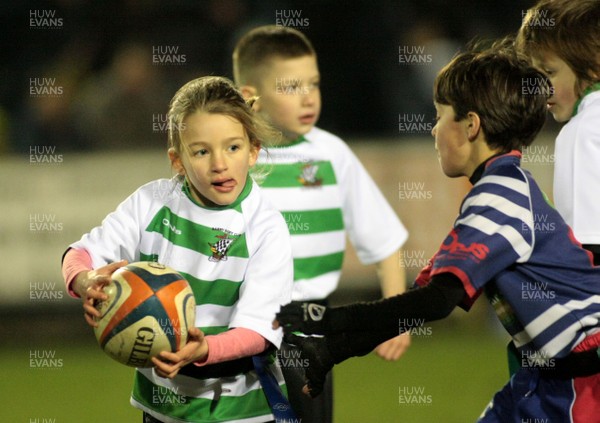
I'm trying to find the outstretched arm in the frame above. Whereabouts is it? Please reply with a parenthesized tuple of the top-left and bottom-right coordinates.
(274, 273, 465, 397)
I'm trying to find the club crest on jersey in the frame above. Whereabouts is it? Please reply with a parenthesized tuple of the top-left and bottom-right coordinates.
(297, 162, 322, 187)
(208, 229, 240, 262)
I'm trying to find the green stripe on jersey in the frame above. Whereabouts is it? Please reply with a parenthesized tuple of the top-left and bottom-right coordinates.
(132, 370, 274, 422)
(200, 325, 229, 336)
(294, 251, 344, 281)
(259, 160, 337, 188)
(145, 207, 249, 259)
(140, 252, 160, 263)
(183, 272, 241, 307)
(282, 208, 344, 235)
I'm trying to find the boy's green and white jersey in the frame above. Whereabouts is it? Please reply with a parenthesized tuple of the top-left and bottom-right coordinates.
(71, 177, 293, 423)
(256, 126, 408, 301)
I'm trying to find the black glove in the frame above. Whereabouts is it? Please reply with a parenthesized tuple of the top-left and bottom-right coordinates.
(282, 329, 387, 398)
(275, 301, 334, 335)
(283, 333, 334, 398)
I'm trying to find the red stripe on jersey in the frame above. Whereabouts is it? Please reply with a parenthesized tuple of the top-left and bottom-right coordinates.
(571, 373, 600, 422)
(573, 332, 600, 353)
(430, 265, 482, 310)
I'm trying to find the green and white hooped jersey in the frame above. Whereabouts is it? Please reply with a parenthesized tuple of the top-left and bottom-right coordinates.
(71, 177, 293, 423)
(256, 127, 408, 301)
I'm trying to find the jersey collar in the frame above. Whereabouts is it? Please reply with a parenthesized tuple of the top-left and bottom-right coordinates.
(271, 134, 307, 149)
(469, 150, 521, 185)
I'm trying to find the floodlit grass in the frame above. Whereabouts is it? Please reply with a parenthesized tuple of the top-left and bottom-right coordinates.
(333, 324, 507, 423)
(1, 340, 139, 422)
(1, 318, 508, 423)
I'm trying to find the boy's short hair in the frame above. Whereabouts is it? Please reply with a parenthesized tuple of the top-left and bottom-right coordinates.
(233, 25, 316, 86)
(434, 43, 550, 152)
(516, 0, 600, 93)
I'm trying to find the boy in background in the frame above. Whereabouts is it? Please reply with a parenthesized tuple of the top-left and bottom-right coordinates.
(233, 25, 410, 422)
(517, 0, 600, 264)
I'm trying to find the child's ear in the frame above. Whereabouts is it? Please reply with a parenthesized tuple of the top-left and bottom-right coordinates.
(466, 112, 482, 142)
(249, 142, 261, 167)
(239, 85, 260, 111)
(239, 84, 257, 99)
(168, 147, 185, 176)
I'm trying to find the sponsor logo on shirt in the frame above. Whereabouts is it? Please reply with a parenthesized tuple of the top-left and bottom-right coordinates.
(439, 230, 489, 262)
(162, 218, 182, 235)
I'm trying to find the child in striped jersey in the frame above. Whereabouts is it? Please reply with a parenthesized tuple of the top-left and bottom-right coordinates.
(61, 76, 294, 423)
(275, 44, 600, 422)
(233, 25, 410, 422)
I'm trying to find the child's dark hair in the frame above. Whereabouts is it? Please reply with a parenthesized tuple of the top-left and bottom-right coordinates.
(233, 25, 316, 86)
(516, 0, 600, 95)
(434, 42, 550, 152)
(168, 76, 278, 154)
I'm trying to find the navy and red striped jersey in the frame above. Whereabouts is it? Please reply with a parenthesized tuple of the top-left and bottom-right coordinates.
(421, 151, 600, 359)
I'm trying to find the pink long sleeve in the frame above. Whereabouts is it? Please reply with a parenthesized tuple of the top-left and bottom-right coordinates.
(62, 248, 93, 298)
(196, 327, 270, 367)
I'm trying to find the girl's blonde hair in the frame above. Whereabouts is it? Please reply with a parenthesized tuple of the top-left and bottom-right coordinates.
(167, 76, 279, 155)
